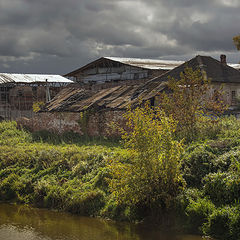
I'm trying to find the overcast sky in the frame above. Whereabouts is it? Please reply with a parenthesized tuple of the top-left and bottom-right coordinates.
(0, 0, 239, 74)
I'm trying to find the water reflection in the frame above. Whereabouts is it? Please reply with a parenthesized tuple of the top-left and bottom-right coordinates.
(0, 203, 204, 240)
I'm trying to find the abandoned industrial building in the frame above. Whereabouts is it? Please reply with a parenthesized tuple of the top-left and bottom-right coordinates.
(65, 57, 184, 89)
(17, 55, 240, 136)
(0, 74, 72, 120)
(65, 56, 240, 84)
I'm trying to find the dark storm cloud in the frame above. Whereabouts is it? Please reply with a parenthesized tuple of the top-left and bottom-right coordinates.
(0, 0, 239, 74)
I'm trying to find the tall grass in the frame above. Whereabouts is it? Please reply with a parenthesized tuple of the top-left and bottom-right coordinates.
(0, 121, 127, 218)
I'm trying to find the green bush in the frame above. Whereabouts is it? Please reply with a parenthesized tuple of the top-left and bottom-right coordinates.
(203, 206, 240, 240)
(182, 144, 216, 187)
(217, 116, 240, 139)
(203, 172, 240, 206)
(66, 190, 105, 216)
(185, 197, 216, 233)
(0, 173, 19, 200)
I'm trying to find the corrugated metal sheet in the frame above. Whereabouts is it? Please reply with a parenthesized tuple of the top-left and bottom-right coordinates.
(106, 57, 240, 71)
(0, 73, 73, 84)
(105, 57, 184, 70)
(229, 63, 240, 70)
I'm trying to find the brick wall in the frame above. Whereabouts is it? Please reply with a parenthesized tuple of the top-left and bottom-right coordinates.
(17, 110, 126, 137)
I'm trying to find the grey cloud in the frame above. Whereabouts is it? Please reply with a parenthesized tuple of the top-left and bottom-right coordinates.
(0, 0, 239, 74)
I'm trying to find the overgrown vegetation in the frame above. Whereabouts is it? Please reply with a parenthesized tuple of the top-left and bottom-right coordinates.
(108, 104, 184, 214)
(2, 67, 240, 239)
(2, 116, 240, 238)
(0, 121, 124, 218)
(159, 66, 226, 142)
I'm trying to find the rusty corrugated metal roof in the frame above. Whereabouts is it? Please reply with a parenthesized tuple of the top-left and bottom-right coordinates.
(0, 73, 73, 84)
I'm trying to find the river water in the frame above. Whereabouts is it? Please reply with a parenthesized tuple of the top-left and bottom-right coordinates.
(0, 203, 205, 240)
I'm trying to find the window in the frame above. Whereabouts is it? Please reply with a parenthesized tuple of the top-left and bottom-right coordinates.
(231, 91, 237, 105)
(150, 97, 155, 107)
(134, 73, 139, 79)
(18, 90, 23, 97)
(32, 86, 37, 96)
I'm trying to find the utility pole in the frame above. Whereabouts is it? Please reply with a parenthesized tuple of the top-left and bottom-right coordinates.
(46, 79, 51, 102)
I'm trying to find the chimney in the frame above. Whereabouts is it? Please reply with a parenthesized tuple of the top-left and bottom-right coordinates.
(220, 54, 227, 65)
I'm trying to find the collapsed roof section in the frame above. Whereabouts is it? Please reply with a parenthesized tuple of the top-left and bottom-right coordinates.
(43, 81, 167, 113)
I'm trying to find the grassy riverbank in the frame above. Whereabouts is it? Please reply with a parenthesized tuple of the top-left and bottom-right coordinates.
(0, 122, 128, 218)
(1, 119, 240, 239)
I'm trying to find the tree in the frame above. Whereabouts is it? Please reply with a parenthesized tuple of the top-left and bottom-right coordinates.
(159, 67, 226, 141)
(108, 104, 185, 211)
(233, 35, 240, 51)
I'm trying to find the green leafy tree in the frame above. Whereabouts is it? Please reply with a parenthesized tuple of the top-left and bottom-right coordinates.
(108, 104, 185, 211)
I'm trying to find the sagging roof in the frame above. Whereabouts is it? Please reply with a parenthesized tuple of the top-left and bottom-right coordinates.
(43, 81, 167, 112)
(148, 55, 240, 84)
(0, 73, 73, 84)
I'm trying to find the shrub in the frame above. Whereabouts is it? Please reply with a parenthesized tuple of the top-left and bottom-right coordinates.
(182, 144, 216, 187)
(217, 116, 240, 139)
(66, 190, 105, 216)
(0, 173, 19, 200)
(185, 197, 216, 233)
(108, 104, 185, 212)
(203, 171, 240, 206)
(203, 206, 238, 240)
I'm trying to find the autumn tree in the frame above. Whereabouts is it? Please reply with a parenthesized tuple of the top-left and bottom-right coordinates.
(159, 67, 226, 141)
(233, 35, 240, 51)
(108, 104, 185, 212)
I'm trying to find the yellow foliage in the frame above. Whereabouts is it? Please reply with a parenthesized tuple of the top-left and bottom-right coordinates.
(108, 104, 185, 210)
(159, 67, 227, 141)
(233, 35, 240, 51)
(32, 101, 45, 113)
